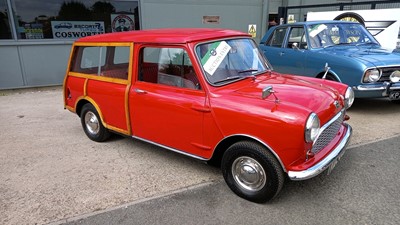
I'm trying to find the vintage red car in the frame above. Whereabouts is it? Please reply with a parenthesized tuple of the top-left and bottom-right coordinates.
(63, 28, 353, 203)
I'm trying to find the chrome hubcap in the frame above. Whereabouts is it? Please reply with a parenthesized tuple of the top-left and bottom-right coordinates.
(232, 156, 266, 191)
(84, 111, 100, 135)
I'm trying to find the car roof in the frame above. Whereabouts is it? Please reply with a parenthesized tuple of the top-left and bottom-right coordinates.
(278, 20, 359, 26)
(76, 28, 250, 44)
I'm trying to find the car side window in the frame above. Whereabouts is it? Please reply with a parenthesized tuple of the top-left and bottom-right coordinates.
(287, 27, 307, 49)
(266, 28, 287, 47)
(70, 45, 129, 80)
(139, 47, 201, 90)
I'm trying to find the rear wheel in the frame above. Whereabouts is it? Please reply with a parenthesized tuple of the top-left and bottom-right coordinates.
(80, 103, 110, 142)
(221, 141, 285, 203)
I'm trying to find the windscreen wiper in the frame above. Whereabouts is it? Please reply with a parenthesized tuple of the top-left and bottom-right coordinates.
(238, 69, 258, 74)
(213, 76, 242, 84)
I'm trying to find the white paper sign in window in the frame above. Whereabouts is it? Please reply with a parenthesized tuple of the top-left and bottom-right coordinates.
(201, 41, 231, 76)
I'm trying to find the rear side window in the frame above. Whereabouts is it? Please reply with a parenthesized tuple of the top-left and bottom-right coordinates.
(70, 45, 130, 80)
(267, 28, 287, 47)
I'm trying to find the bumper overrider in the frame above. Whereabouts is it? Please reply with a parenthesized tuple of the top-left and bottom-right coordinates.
(288, 123, 352, 181)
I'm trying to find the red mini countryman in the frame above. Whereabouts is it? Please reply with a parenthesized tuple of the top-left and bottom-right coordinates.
(63, 28, 353, 203)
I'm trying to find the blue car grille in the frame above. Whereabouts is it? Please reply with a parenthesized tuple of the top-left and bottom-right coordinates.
(311, 111, 344, 154)
(379, 67, 400, 82)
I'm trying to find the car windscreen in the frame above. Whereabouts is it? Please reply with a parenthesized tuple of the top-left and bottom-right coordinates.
(195, 38, 270, 85)
(307, 23, 379, 48)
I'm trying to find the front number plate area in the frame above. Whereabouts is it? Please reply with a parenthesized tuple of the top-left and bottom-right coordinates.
(389, 91, 400, 100)
(327, 148, 346, 175)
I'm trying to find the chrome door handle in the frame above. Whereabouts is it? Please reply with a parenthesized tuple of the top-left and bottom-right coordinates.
(134, 88, 147, 94)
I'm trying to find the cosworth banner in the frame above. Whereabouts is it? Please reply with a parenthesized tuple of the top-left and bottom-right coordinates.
(51, 21, 105, 39)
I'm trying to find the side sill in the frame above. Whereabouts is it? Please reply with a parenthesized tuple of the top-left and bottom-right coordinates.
(131, 135, 208, 161)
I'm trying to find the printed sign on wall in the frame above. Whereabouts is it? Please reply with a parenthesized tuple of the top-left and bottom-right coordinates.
(248, 24, 256, 38)
(111, 14, 135, 32)
(51, 21, 105, 39)
(24, 23, 44, 39)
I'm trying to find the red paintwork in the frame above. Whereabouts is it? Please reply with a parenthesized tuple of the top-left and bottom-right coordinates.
(64, 28, 350, 173)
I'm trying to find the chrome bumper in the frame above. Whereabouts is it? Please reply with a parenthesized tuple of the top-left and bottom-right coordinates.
(354, 81, 400, 96)
(288, 123, 352, 181)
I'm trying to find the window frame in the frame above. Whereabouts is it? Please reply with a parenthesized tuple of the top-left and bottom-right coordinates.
(138, 45, 201, 90)
(267, 27, 288, 48)
(67, 42, 133, 85)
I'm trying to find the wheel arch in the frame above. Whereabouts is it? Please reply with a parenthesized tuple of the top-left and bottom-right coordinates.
(208, 134, 286, 172)
(75, 97, 103, 121)
(316, 70, 342, 82)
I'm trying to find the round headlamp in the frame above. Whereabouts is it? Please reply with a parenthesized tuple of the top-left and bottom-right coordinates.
(305, 113, 320, 143)
(363, 69, 381, 83)
(389, 71, 400, 83)
(344, 87, 355, 109)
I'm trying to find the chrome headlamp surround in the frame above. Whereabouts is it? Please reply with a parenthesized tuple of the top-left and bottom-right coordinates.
(344, 87, 355, 109)
(363, 68, 381, 83)
(305, 113, 320, 143)
(390, 71, 400, 83)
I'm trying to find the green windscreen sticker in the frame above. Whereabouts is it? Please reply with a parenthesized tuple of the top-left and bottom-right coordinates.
(201, 41, 231, 76)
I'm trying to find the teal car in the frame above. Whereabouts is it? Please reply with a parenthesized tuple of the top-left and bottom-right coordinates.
(260, 20, 400, 100)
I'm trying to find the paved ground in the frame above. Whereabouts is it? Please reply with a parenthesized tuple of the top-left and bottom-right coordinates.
(0, 86, 399, 225)
(56, 136, 400, 225)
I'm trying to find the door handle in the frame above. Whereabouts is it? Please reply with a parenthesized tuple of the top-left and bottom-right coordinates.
(191, 104, 211, 112)
(134, 88, 147, 94)
(279, 52, 285, 56)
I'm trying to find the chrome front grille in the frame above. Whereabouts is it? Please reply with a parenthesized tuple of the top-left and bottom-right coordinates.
(378, 67, 400, 82)
(311, 111, 344, 154)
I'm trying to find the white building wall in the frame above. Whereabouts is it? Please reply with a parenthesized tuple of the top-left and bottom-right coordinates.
(140, 0, 267, 41)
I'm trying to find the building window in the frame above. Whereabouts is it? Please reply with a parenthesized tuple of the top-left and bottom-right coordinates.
(0, 0, 11, 39)
(11, 0, 139, 40)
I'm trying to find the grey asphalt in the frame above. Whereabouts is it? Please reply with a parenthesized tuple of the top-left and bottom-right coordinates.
(53, 136, 400, 225)
(1, 87, 400, 225)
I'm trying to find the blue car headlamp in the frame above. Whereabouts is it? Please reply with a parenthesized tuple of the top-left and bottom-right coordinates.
(389, 71, 400, 83)
(363, 69, 381, 83)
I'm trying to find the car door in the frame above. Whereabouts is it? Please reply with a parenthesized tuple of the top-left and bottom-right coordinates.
(261, 26, 308, 75)
(129, 45, 209, 158)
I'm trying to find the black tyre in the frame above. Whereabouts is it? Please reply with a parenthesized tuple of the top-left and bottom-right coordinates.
(221, 141, 284, 203)
(80, 103, 110, 142)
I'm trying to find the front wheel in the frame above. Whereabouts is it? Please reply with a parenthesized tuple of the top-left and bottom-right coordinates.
(221, 141, 284, 203)
(80, 103, 110, 142)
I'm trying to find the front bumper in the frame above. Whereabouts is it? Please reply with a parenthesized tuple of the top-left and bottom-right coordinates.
(353, 81, 400, 97)
(288, 123, 352, 181)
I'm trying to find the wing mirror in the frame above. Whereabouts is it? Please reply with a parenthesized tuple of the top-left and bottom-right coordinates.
(292, 42, 299, 50)
(262, 86, 280, 103)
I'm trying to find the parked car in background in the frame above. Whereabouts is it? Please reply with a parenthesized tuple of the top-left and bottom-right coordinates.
(54, 22, 73, 29)
(63, 28, 353, 203)
(260, 20, 400, 101)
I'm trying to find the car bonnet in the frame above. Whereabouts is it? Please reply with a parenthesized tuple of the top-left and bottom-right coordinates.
(322, 45, 400, 67)
(232, 73, 344, 123)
